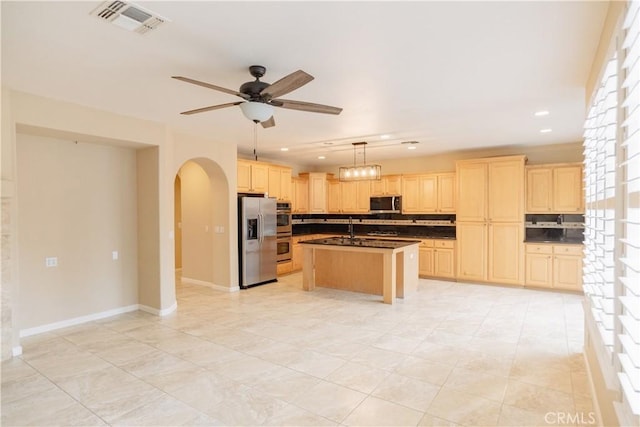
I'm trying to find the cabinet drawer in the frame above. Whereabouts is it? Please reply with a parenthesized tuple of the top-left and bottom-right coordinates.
(526, 244, 553, 254)
(434, 240, 455, 249)
(420, 239, 434, 247)
(553, 245, 583, 255)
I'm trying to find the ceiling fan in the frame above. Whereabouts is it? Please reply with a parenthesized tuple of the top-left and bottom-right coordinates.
(172, 65, 343, 128)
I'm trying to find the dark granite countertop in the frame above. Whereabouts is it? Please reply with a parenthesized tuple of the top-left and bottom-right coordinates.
(300, 236, 421, 249)
(524, 239, 584, 245)
(294, 232, 455, 241)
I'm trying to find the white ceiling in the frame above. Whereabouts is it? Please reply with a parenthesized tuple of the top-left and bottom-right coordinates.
(1, 1, 608, 168)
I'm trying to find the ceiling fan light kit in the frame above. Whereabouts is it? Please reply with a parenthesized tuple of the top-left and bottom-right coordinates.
(339, 142, 382, 182)
(240, 101, 274, 123)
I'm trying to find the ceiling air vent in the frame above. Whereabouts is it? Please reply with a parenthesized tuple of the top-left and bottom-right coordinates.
(91, 1, 169, 34)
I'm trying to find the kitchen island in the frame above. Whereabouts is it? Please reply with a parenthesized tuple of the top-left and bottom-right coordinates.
(299, 236, 420, 304)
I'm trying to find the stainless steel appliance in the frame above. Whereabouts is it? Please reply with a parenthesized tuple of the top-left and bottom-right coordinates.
(238, 196, 277, 288)
(276, 201, 292, 235)
(370, 195, 402, 213)
(276, 201, 292, 263)
(277, 235, 292, 262)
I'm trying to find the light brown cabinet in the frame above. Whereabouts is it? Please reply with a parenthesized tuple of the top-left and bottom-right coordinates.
(370, 175, 402, 196)
(268, 166, 292, 201)
(327, 179, 342, 213)
(292, 177, 308, 213)
(237, 159, 268, 193)
(419, 239, 456, 279)
(326, 179, 370, 213)
(526, 164, 583, 213)
(456, 156, 525, 285)
(307, 173, 328, 213)
(525, 244, 583, 291)
(402, 172, 455, 214)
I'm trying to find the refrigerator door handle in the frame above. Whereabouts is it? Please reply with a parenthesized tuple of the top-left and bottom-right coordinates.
(258, 212, 263, 243)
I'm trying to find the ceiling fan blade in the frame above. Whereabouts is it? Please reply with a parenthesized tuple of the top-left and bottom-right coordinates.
(180, 101, 243, 115)
(261, 116, 275, 128)
(273, 99, 342, 115)
(261, 70, 314, 99)
(172, 76, 250, 99)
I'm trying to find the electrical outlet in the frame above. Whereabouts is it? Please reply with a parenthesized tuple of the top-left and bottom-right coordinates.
(112, 251, 119, 260)
(45, 257, 58, 267)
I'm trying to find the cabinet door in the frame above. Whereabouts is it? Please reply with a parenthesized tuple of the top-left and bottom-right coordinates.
(488, 222, 523, 285)
(292, 244, 302, 271)
(434, 248, 455, 278)
(437, 173, 456, 213)
(308, 174, 327, 213)
(526, 168, 553, 212)
(553, 166, 583, 213)
(419, 247, 434, 276)
(293, 178, 308, 213)
(268, 167, 281, 199)
(402, 175, 420, 213)
(488, 159, 524, 222)
(525, 253, 553, 287)
(553, 255, 583, 291)
(456, 222, 487, 281)
(370, 179, 386, 196)
(356, 180, 371, 212)
(327, 180, 342, 213)
(457, 163, 487, 221)
(237, 160, 252, 192)
(418, 175, 438, 212)
(387, 175, 402, 195)
(341, 181, 357, 212)
(280, 169, 292, 201)
(251, 163, 269, 193)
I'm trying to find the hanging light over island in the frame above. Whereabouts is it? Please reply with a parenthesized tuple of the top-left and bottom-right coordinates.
(339, 142, 382, 181)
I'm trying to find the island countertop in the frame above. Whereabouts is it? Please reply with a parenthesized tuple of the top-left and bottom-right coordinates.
(299, 236, 421, 249)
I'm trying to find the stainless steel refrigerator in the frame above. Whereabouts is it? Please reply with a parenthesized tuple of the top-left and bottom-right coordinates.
(238, 196, 277, 288)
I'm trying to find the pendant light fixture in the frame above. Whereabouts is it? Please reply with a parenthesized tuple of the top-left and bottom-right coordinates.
(339, 142, 381, 181)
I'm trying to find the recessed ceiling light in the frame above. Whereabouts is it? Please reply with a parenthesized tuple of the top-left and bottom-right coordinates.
(280, 147, 289, 151)
(323, 142, 333, 146)
(380, 134, 391, 139)
(408, 146, 417, 150)
(534, 110, 550, 116)
(540, 128, 552, 133)
(318, 156, 326, 160)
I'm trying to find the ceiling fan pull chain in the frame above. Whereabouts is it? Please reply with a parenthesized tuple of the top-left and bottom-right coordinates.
(253, 122, 258, 161)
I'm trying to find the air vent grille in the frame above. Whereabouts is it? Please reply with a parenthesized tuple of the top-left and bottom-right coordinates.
(91, 1, 169, 34)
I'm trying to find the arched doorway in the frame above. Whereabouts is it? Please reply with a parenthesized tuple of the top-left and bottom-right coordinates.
(174, 158, 232, 292)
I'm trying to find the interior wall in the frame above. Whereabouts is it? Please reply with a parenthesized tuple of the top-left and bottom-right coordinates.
(174, 175, 182, 270)
(309, 141, 584, 176)
(16, 133, 139, 330)
(179, 161, 214, 285)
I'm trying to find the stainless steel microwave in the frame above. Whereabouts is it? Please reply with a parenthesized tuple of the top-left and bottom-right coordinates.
(370, 196, 401, 213)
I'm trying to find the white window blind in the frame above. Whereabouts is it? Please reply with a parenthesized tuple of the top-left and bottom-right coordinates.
(583, 55, 618, 350)
(618, 0, 640, 416)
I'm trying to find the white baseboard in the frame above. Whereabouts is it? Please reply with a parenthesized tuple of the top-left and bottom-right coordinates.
(12, 346, 22, 357)
(139, 300, 177, 317)
(182, 277, 239, 293)
(19, 304, 139, 338)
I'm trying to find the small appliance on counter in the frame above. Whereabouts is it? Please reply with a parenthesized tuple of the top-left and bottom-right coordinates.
(238, 196, 277, 288)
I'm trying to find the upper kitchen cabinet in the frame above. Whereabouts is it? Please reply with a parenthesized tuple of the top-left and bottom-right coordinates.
(327, 178, 342, 213)
(304, 172, 329, 213)
(330, 180, 370, 213)
(268, 165, 292, 201)
(457, 156, 525, 222)
(292, 176, 308, 213)
(237, 159, 268, 193)
(402, 173, 455, 213)
(370, 175, 402, 196)
(526, 164, 584, 213)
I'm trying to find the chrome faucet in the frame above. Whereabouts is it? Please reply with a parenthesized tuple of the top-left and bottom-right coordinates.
(349, 216, 354, 241)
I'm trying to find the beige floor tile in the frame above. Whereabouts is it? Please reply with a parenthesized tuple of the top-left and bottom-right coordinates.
(417, 413, 460, 426)
(343, 395, 424, 426)
(371, 333, 422, 354)
(166, 371, 243, 412)
(93, 339, 157, 365)
(293, 380, 367, 423)
(394, 355, 453, 386)
(326, 361, 390, 394)
(119, 349, 196, 378)
(206, 384, 290, 426)
(1, 386, 92, 427)
(442, 367, 509, 402)
(264, 403, 338, 426)
(411, 341, 462, 366)
(55, 365, 140, 400)
(0, 371, 57, 404)
(287, 349, 346, 378)
(498, 403, 556, 426)
(351, 346, 408, 371)
(427, 388, 501, 426)
(253, 368, 322, 402)
(503, 379, 576, 414)
(372, 372, 440, 411)
(25, 351, 112, 382)
(108, 393, 216, 426)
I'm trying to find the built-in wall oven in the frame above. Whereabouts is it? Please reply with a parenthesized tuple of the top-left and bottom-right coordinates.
(276, 201, 292, 262)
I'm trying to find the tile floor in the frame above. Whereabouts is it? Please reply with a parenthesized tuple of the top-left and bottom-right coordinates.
(1, 274, 594, 426)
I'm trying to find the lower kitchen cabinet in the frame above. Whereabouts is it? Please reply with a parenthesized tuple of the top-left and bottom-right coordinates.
(419, 239, 456, 279)
(525, 244, 583, 291)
